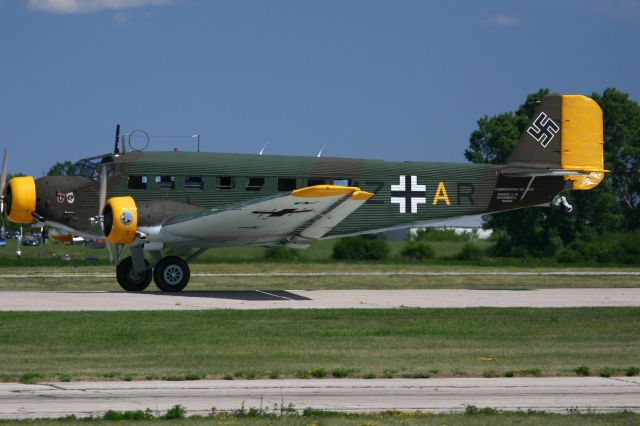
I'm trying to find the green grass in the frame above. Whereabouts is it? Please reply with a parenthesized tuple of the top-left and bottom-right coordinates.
(1, 411, 639, 425)
(0, 308, 638, 382)
(0, 238, 476, 263)
(4, 237, 639, 267)
(0, 262, 638, 291)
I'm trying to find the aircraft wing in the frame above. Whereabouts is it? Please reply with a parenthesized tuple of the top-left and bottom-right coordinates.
(149, 185, 373, 248)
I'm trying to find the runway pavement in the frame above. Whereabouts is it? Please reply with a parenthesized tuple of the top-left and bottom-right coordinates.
(0, 271, 639, 278)
(1, 377, 639, 419)
(1, 288, 640, 311)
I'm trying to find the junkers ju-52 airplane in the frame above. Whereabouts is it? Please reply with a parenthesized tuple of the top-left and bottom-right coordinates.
(2, 94, 605, 292)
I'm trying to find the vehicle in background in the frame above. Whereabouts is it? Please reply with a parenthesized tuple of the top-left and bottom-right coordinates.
(22, 236, 39, 246)
(85, 238, 106, 250)
(0, 239, 6, 247)
(5, 230, 20, 239)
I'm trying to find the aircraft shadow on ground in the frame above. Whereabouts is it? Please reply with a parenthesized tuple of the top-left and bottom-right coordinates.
(146, 290, 311, 301)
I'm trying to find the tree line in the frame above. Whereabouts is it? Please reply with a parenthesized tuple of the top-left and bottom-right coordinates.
(465, 88, 640, 263)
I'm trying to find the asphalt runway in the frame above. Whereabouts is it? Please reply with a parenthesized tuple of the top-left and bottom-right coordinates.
(1, 377, 639, 419)
(1, 271, 639, 278)
(1, 288, 640, 310)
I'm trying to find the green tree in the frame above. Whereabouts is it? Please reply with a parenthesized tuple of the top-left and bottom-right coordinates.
(592, 89, 640, 229)
(466, 88, 639, 258)
(47, 161, 74, 176)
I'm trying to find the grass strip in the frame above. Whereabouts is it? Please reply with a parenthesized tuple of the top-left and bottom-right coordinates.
(0, 308, 639, 381)
(0, 409, 639, 425)
(0, 263, 639, 291)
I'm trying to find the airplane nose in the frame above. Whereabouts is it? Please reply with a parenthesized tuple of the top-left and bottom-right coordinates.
(5, 176, 36, 223)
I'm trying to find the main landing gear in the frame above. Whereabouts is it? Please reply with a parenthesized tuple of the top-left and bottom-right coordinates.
(116, 257, 152, 292)
(115, 248, 204, 292)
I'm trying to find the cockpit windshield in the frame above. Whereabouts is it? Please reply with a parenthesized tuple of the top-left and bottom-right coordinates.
(72, 155, 115, 180)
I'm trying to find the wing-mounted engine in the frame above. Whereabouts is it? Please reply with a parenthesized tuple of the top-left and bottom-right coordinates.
(103, 196, 205, 245)
(103, 196, 138, 244)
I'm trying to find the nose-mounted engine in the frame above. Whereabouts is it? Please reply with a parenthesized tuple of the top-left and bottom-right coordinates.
(5, 176, 36, 223)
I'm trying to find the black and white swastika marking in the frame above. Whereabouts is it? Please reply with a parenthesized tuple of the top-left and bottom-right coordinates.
(390, 175, 425, 214)
(527, 112, 560, 148)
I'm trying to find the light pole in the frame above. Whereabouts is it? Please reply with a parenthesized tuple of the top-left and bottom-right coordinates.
(192, 134, 200, 152)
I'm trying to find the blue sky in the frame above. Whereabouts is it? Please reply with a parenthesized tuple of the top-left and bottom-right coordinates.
(1, 0, 639, 176)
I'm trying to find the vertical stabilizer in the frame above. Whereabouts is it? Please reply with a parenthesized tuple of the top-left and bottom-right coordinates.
(507, 94, 605, 190)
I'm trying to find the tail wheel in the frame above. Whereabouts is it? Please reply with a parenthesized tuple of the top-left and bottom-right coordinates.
(116, 256, 152, 292)
(153, 256, 190, 292)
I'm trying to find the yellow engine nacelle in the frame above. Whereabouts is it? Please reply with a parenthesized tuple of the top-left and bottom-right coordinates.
(5, 176, 36, 223)
(103, 196, 138, 245)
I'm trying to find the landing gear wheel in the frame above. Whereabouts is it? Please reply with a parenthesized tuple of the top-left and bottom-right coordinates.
(116, 256, 152, 292)
(153, 256, 190, 292)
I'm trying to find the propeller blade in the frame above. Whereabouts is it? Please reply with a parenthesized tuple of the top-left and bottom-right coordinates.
(0, 149, 7, 195)
(106, 240, 114, 263)
(0, 149, 7, 215)
(98, 165, 107, 219)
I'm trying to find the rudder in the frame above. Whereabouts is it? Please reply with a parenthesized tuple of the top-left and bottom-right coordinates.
(507, 94, 605, 190)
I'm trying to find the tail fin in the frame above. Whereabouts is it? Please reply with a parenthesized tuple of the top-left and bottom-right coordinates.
(507, 94, 605, 190)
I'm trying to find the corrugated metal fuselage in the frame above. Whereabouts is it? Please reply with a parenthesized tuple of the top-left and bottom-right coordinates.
(49, 150, 566, 242)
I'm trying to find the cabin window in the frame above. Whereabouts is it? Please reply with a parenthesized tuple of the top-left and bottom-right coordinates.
(155, 176, 175, 190)
(332, 179, 350, 186)
(245, 177, 265, 191)
(128, 175, 147, 189)
(218, 176, 234, 190)
(278, 178, 297, 192)
(308, 178, 328, 186)
(185, 176, 204, 191)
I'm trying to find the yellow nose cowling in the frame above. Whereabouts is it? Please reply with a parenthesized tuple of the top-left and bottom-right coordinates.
(6, 176, 36, 223)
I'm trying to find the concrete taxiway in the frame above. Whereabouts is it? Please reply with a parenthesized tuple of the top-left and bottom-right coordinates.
(1, 288, 640, 311)
(1, 377, 639, 419)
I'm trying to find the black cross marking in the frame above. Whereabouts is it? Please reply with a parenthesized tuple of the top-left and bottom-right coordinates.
(390, 175, 426, 214)
(527, 112, 560, 148)
(252, 208, 313, 217)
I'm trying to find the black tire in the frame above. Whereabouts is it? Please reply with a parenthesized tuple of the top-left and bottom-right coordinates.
(116, 256, 152, 292)
(153, 256, 190, 292)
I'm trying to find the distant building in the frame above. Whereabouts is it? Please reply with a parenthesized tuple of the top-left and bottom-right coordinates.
(384, 214, 492, 240)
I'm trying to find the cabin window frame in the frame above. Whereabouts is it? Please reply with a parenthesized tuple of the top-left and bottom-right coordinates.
(307, 178, 328, 186)
(185, 176, 204, 191)
(332, 178, 350, 187)
(127, 175, 148, 190)
(277, 177, 297, 192)
(155, 175, 176, 190)
(245, 177, 266, 191)
(218, 176, 235, 190)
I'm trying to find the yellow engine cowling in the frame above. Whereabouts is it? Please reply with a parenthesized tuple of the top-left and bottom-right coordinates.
(5, 176, 36, 223)
(103, 196, 138, 245)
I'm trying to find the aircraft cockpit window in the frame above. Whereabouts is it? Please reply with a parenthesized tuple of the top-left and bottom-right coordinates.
(218, 176, 234, 190)
(245, 177, 265, 191)
(128, 175, 147, 189)
(155, 175, 175, 190)
(186, 177, 204, 191)
(72, 156, 115, 180)
(308, 178, 328, 186)
(278, 178, 297, 192)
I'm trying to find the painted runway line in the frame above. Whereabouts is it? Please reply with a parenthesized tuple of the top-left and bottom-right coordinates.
(1, 377, 639, 419)
(2, 288, 640, 311)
